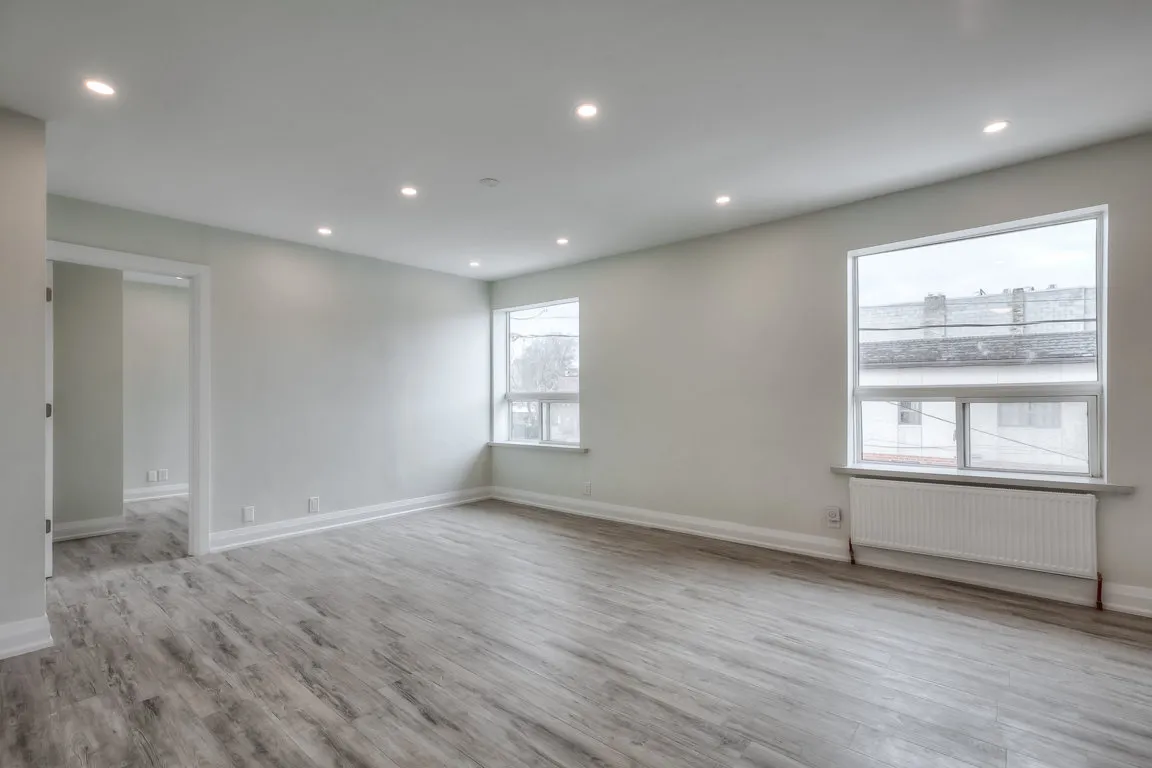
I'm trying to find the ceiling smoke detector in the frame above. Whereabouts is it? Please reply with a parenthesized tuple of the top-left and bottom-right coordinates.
(479, 178, 501, 187)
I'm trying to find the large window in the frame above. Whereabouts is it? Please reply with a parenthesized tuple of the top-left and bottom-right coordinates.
(849, 209, 1104, 476)
(497, 299, 580, 445)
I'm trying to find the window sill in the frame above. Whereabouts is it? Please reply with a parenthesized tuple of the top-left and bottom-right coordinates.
(831, 464, 1134, 495)
(488, 441, 589, 454)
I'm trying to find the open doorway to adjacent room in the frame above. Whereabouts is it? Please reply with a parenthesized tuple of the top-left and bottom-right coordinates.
(45, 243, 212, 577)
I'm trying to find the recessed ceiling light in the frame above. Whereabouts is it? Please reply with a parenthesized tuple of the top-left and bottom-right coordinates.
(84, 79, 115, 96)
(469, 261, 481, 268)
(317, 226, 333, 236)
(715, 195, 732, 206)
(400, 186, 418, 197)
(176, 277, 186, 281)
(983, 120, 1010, 134)
(575, 103, 598, 119)
(990, 307, 1011, 314)
(556, 237, 570, 246)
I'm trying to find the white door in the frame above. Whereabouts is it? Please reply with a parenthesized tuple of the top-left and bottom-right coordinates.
(45, 260, 53, 578)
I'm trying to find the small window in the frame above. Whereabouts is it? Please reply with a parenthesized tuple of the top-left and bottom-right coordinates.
(495, 300, 580, 445)
(850, 210, 1104, 477)
(897, 401, 922, 426)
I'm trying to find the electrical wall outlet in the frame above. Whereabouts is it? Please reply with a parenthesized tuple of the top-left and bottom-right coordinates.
(582, 481, 592, 496)
(147, 470, 159, 483)
(159, 468, 169, 482)
(824, 506, 842, 528)
(242, 505, 256, 524)
(308, 496, 320, 514)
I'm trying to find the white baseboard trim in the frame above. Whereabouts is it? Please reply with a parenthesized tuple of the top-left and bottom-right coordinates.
(209, 487, 494, 553)
(853, 546, 1099, 607)
(1105, 583, 1152, 617)
(488, 486, 1152, 618)
(856, 547, 1152, 616)
(489, 486, 850, 562)
(54, 515, 127, 542)
(124, 484, 189, 502)
(0, 615, 53, 661)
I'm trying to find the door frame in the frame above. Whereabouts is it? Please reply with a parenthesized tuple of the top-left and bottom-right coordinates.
(47, 241, 213, 557)
(45, 261, 53, 576)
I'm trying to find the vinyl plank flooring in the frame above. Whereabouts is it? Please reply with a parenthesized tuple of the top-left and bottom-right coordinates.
(3, 498, 1152, 768)
(737, 737, 892, 768)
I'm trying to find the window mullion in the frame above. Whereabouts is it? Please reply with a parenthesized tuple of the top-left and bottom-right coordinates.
(854, 397, 864, 465)
(956, 400, 969, 470)
(1089, 395, 1101, 477)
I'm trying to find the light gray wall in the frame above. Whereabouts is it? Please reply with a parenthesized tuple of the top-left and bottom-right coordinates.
(52, 263, 124, 525)
(47, 198, 491, 533)
(0, 109, 46, 626)
(123, 281, 189, 490)
(491, 133, 1152, 593)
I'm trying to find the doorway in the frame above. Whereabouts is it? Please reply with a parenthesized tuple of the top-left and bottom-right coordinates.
(45, 242, 212, 576)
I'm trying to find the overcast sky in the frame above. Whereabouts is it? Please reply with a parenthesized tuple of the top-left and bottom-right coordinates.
(857, 218, 1097, 307)
(509, 301, 579, 337)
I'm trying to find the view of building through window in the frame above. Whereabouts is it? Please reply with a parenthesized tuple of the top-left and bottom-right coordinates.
(507, 300, 580, 444)
(853, 215, 1101, 474)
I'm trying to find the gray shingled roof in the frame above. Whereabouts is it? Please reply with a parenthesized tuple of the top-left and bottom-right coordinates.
(860, 331, 1097, 368)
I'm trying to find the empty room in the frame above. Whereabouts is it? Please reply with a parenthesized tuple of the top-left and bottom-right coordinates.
(2, 2, 1152, 768)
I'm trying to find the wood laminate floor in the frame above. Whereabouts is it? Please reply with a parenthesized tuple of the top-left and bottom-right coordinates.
(4, 498, 1152, 768)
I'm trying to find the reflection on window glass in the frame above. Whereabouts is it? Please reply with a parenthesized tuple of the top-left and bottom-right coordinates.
(547, 403, 580, 444)
(861, 401, 956, 467)
(509, 302, 579, 393)
(857, 219, 1097, 387)
(510, 401, 540, 441)
(970, 401, 1088, 474)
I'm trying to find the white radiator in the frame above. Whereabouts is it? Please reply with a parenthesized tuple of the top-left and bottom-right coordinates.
(849, 478, 1097, 579)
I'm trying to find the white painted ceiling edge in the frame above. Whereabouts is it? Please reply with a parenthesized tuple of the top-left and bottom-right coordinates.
(3, 0, 1152, 279)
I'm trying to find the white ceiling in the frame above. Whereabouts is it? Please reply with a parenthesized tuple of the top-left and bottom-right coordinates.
(2, 1, 1151, 280)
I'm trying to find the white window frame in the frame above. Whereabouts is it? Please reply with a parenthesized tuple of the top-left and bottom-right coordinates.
(493, 298, 580, 446)
(847, 207, 1107, 478)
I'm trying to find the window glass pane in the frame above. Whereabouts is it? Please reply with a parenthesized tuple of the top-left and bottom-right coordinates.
(969, 401, 1089, 474)
(546, 403, 580, 444)
(509, 301, 579, 393)
(857, 219, 1097, 387)
(897, 401, 922, 426)
(860, 400, 957, 467)
(510, 401, 541, 441)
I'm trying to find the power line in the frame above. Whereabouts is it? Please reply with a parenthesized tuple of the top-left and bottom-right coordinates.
(884, 401, 1087, 463)
(860, 318, 1096, 332)
(861, 297, 1096, 308)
